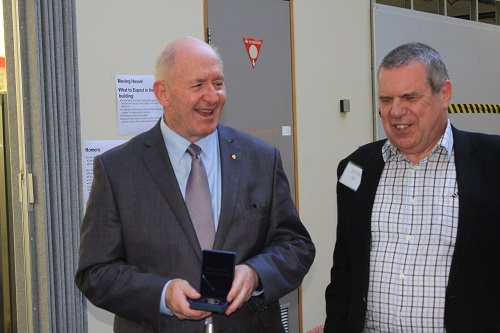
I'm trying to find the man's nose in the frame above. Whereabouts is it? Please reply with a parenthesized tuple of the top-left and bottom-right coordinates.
(202, 84, 219, 104)
(390, 98, 407, 117)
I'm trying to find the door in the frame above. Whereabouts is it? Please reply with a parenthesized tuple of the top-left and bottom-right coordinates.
(206, 1, 299, 332)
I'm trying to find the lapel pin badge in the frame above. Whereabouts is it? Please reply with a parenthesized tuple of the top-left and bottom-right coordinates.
(231, 154, 237, 160)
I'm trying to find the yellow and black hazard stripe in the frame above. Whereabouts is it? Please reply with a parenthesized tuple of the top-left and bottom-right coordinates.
(448, 104, 500, 114)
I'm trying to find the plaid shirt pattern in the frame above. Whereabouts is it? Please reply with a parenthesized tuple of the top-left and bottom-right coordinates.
(364, 123, 459, 332)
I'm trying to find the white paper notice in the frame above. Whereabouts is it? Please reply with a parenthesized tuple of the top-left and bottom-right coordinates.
(82, 140, 127, 206)
(339, 161, 363, 192)
(116, 75, 163, 136)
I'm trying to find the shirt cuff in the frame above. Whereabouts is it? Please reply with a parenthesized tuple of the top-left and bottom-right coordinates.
(160, 280, 174, 316)
(252, 289, 264, 297)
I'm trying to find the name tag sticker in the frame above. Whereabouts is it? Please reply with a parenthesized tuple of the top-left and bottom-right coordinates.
(339, 161, 362, 191)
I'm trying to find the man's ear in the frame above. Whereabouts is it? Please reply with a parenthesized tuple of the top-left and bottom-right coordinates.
(441, 80, 452, 105)
(153, 80, 170, 107)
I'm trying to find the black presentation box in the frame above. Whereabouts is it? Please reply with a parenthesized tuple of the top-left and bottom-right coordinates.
(189, 249, 236, 313)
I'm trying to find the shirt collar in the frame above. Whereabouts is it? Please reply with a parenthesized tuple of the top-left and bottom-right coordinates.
(382, 120, 454, 163)
(159, 115, 218, 163)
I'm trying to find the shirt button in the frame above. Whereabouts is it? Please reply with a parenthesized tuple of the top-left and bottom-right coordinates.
(399, 273, 405, 279)
(409, 198, 416, 204)
(406, 235, 411, 242)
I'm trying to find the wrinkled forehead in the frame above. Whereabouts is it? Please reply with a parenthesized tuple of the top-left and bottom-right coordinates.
(378, 63, 428, 89)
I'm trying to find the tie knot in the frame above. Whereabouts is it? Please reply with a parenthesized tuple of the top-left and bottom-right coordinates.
(187, 143, 201, 157)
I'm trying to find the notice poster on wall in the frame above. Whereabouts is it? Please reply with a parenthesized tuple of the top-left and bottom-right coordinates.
(82, 140, 127, 206)
(115, 75, 162, 136)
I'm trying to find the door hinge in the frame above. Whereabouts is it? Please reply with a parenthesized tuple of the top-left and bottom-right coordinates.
(206, 27, 212, 45)
(18, 171, 34, 204)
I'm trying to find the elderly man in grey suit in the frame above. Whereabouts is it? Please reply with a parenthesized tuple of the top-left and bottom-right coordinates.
(75, 36, 315, 333)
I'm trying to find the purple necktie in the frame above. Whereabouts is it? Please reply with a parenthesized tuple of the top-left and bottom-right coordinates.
(185, 144, 215, 250)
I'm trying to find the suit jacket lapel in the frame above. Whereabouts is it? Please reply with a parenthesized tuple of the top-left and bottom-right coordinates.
(448, 127, 482, 285)
(213, 125, 242, 249)
(359, 144, 386, 279)
(365, 144, 386, 203)
(351, 142, 386, 238)
(141, 121, 203, 258)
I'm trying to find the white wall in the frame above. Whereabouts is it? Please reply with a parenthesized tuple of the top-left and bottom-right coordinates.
(76, 0, 205, 141)
(76, 1, 374, 331)
(293, 1, 373, 330)
(0, 1, 4, 56)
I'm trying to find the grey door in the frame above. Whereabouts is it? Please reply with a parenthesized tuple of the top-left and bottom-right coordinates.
(206, 1, 299, 332)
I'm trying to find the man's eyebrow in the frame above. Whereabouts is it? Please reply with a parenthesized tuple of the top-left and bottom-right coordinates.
(379, 92, 422, 99)
(401, 92, 423, 98)
(192, 75, 224, 82)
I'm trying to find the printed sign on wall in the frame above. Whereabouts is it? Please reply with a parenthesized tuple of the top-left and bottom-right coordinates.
(243, 38, 263, 68)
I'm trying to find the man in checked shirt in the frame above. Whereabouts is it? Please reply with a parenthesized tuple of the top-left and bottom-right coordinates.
(324, 42, 500, 332)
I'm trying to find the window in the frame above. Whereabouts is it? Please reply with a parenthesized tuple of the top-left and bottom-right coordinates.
(377, 0, 499, 26)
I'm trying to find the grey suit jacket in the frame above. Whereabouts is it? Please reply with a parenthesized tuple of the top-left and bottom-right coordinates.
(324, 126, 500, 332)
(76, 121, 315, 333)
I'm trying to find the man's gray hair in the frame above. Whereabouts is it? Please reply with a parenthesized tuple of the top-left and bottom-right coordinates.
(378, 42, 449, 94)
(154, 41, 223, 82)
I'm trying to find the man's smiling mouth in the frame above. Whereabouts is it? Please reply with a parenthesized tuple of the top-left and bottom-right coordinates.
(196, 109, 214, 115)
(395, 124, 409, 130)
